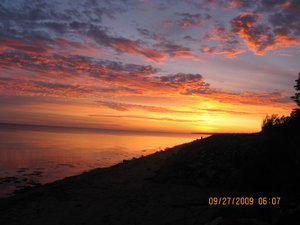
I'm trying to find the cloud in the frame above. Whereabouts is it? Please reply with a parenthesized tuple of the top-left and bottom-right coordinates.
(152, 73, 212, 95)
(0, 36, 104, 58)
(0, 37, 48, 54)
(0, 50, 158, 79)
(205, 25, 236, 41)
(89, 114, 201, 123)
(0, 50, 292, 107)
(111, 40, 167, 63)
(201, 44, 245, 58)
(176, 13, 212, 28)
(259, 0, 293, 10)
(202, 25, 245, 58)
(137, 28, 165, 41)
(137, 27, 205, 62)
(0, 0, 167, 63)
(96, 100, 194, 113)
(231, 12, 276, 55)
(267, 1, 300, 41)
(231, 9, 300, 55)
(194, 107, 258, 115)
(222, 0, 254, 9)
(155, 41, 204, 62)
(211, 91, 293, 106)
(0, 51, 162, 97)
(0, 77, 141, 97)
(86, 26, 168, 63)
(162, 20, 173, 26)
(96, 100, 263, 116)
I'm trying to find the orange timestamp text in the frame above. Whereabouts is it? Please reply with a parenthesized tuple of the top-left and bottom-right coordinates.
(208, 197, 281, 206)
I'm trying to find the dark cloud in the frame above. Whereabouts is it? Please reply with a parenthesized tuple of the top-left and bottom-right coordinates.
(0, 95, 82, 107)
(205, 25, 236, 41)
(0, 77, 140, 97)
(153, 73, 213, 95)
(69, 21, 88, 30)
(231, 12, 276, 55)
(0, 0, 165, 62)
(86, 26, 112, 46)
(155, 42, 190, 57)
(137, 28, 165, 41)
(86, 26, 167, 62)
(154, 41, 203, 61)
(268, 1, 300, 37)
(159, 73, 203, 83)
(221, 0, 255, 9)
(0, 50, 158, 79)
(42, 22, 68, 34)
(258, 0, 292, 10)
(176, 13, 212, 28)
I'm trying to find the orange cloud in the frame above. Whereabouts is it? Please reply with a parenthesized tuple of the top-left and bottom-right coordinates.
(111, 41, 167, 63)
(0, 38, 48, 53)
(176, 13, 212, 28)
(0, 48, 293, 108)
(155, 41, 204, 62)
(162, 20, 173, 26)
(210, 91, 293, 107)
(280, 1, 292, 8)
(205, 25, 236, 41)
(0, 37, 103, 58)
(201, 45, 245, 58)
(222, 0, 250, 9)
(170, 51, 204, 62)
(89, 114, 200, 123)
(231, 12, 300, 55)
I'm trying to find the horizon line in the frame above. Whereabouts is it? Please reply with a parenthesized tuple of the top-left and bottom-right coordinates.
(0, 122, 219, 135)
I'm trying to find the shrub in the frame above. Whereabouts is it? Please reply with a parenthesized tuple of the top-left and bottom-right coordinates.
(261, 114, 287, 133)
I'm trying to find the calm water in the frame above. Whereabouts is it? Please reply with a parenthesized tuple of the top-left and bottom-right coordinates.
(0, 124, 208, 197)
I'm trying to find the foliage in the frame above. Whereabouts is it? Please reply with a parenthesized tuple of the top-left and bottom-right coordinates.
(291, 73, 300, 117)
(262, 73, 300, 133)
(261, 114, 287, 132)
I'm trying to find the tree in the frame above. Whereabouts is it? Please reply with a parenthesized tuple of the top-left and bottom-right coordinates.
(291, 73, 300, 117)
(261, 114, 287, 132)
(262, 72, 300, 132)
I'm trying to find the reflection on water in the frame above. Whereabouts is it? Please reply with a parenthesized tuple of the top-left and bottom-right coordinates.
(0, 124, 209, 197)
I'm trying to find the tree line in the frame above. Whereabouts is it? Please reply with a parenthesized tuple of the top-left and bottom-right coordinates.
(262, 73, 300, 133)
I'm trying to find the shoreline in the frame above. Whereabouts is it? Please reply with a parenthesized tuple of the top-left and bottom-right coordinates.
(0, 122, 212, 137)
(0, 137, 195, 199)
(0, 133, 299, 225)
(0, 128, 207, 198)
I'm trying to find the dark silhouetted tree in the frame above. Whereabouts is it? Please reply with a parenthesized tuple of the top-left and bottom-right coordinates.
(291, 73, 300, 117)
(262, 72, 300, 133)
(261, 114, 287, 133)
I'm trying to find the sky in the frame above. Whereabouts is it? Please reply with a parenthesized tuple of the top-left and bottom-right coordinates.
(0, 0, 299, 133)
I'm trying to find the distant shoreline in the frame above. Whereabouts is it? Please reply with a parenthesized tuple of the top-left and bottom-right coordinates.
(1, 122, 253, 136)
(0, 122, 213, 137)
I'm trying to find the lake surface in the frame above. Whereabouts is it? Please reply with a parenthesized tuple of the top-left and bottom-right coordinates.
(0, 124, 209, 198)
